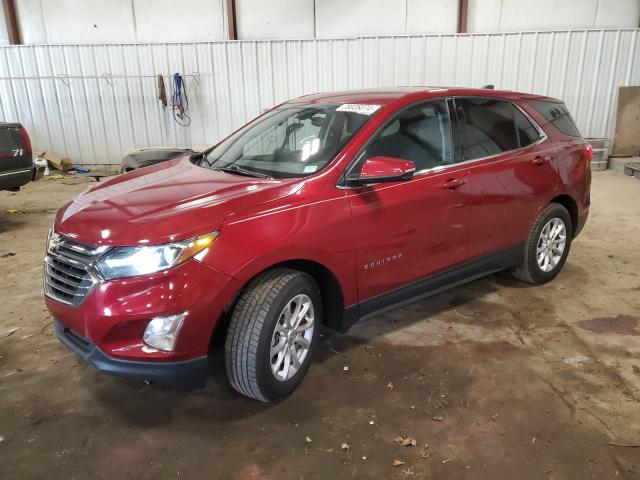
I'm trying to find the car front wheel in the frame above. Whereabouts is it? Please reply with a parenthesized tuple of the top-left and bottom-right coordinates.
(225, 268, 320, 402)
(512, 203, 573, 284)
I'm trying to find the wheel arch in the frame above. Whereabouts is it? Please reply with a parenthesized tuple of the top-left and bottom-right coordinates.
(209, 258, 348, 350)
(549, 194, 578, 236)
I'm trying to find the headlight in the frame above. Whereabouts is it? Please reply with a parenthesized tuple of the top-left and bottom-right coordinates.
(95, 232, 219, 280)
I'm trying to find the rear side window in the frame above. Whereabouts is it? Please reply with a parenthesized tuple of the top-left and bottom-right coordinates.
(512, 106, 540, 147)
(456, 98, 520, 160)
(453, 98, 543, 161)
(529, 100, 581, 137)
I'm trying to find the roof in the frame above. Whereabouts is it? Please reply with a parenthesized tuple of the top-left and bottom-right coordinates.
(287, 87, 561, 106)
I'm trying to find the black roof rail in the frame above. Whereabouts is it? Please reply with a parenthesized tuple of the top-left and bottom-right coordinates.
(482, 84, 495, 89)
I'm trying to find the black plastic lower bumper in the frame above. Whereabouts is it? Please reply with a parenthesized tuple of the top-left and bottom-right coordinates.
(55, 321, 208, 389)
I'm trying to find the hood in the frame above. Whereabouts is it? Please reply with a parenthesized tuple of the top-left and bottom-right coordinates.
(55, 157, 303, 246)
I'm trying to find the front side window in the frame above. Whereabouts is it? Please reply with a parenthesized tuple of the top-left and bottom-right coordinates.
(362, 99, 453, 172)
(200, 104, 372, 179)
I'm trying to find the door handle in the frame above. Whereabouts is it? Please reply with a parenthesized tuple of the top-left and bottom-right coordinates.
(441, 178, 466, 190)
(532, 155, 551, 166)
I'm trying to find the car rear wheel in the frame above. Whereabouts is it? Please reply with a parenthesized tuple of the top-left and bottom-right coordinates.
(512, 203, 573, 284)
(225, 268, 320, 402)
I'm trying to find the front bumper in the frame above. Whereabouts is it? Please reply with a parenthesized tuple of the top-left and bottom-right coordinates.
(56, 321, 208, 388)
(46, 257, 242, 373)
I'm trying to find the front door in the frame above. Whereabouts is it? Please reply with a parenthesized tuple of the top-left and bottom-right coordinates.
(346, 99, 471, 302)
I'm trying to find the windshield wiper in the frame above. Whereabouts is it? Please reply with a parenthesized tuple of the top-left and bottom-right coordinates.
(214, 165, 272, 179)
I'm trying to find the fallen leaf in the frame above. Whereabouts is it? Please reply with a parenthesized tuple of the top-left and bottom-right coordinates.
(343, 365, 349, 371)
(393, 459, 405, 467)
(432, 416, 443, 421)
(402, 468, 415, 475)
(6, 209, 18, 213)
(402, 437, 417, 447)
(394, 436, 405, 444)
(387, 382, 394, 390)
(361, 456, 367, 461)
(341, 443, 349, 451)
(305, 436, 312, 443)
(2, 327, 20, 337)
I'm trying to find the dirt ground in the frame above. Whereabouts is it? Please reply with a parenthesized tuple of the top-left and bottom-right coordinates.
(1, 171, 639, 480)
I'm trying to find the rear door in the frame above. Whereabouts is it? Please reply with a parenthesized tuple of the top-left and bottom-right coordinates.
(452, 97, 558, 259)
(0, 124, 32, 190)
(346, 98, 471, 302)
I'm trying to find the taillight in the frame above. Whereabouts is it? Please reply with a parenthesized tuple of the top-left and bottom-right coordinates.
(583, 143, 593, 163)
(18, 126, 32, 158)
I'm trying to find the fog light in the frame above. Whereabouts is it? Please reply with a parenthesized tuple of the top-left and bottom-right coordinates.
(143, 313, 186, 352)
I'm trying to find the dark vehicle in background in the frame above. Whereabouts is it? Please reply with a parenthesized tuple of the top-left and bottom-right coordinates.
(0, 123, 43, 191)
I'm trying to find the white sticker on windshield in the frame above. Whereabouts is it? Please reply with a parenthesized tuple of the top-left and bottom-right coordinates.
(303, 165, 319, 173)
(336, 103, 381, 115)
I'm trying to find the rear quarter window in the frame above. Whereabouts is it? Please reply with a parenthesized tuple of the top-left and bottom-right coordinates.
(529, 100, 582, 137)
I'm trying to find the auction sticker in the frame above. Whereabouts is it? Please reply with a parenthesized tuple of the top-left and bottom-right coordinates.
(336, 103, 381, 115)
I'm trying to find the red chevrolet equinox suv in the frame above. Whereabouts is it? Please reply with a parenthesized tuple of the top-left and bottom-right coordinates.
(45, 88, 591, 402)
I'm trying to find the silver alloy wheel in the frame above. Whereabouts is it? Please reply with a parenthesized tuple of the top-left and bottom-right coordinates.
(536, 217, 567, 272)
(270, 294, 315, 382)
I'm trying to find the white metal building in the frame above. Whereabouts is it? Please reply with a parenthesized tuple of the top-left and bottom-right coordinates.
(1, 0, 639, 165)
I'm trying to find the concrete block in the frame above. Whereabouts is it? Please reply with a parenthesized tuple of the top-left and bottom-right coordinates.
(609, 157, 640, 175)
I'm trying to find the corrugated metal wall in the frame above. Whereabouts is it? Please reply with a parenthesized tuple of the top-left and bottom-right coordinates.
(0, 29, 638, 166)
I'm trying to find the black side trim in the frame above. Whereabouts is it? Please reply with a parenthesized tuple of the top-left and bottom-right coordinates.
(55, 321, 207, 389)
(340, 244, 523, 331)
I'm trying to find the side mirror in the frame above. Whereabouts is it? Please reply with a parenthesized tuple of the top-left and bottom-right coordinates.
(347, 156, 415, 185)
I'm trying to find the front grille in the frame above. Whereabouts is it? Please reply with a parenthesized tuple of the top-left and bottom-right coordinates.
(44, 235, 101, 306)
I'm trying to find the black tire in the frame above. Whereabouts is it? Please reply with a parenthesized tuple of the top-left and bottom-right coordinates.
(224, 268, 321, 402)
(512, 203, 573, 285)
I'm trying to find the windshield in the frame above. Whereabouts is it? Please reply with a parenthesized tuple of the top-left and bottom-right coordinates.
(199, 103, 376, 179)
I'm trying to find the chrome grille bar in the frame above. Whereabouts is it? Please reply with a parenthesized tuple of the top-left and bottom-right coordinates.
(43, 233, 102, 306)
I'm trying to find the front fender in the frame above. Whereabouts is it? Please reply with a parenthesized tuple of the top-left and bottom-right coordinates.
(198, 194, 358, 306)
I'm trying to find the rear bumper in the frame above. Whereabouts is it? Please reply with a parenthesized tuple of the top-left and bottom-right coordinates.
(55, 320, 208, 388)
(0, 168, 32, 190)
(32, 164, 45, 182)
(574, 211, 589, 238)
